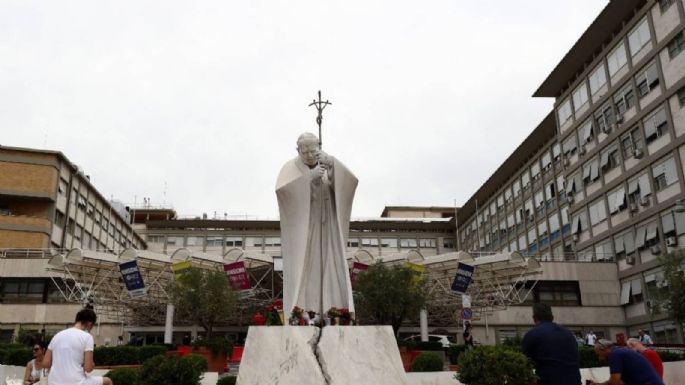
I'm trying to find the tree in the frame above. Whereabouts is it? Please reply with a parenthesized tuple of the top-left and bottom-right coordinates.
(656, 250, 685, 324)
(354, 262, 428, 335)
(171, 267, 238, 338)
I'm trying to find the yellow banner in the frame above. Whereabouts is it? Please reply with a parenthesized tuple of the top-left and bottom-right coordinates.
(172, 260, 192, 282)
(406, 262, 425, 276)
(405, 262, 425, 287)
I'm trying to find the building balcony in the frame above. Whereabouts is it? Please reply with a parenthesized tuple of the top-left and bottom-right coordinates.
(0, 214, 51, 234)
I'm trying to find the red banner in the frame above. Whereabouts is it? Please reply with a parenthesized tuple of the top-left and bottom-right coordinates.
(350, 262, 369, 284)
(224, 261, 252, 290)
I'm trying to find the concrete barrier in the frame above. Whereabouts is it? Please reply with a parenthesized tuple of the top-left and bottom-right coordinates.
(1, 366, 218, 385)
(1, 365, 26, 385)
(406, 361, 685, 385)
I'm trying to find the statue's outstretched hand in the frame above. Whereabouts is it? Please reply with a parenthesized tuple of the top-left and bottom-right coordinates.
(316, 151, 333, 168)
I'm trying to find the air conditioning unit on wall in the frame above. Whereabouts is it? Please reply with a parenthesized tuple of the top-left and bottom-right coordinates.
(667, 236, 678, 246)
(626, 255, 636, 265)
(651, 245, 661, 255)
(634, 148, 644, 159)
(640, 196, 650, 207)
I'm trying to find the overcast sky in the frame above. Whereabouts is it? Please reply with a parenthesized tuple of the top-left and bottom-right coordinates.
(1, 1, 607, 219)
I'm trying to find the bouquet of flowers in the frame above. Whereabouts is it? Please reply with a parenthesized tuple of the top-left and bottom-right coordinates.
(327, 307, 341, 318)
(265, 300, 283, 326)
(339, 308, 352, 325)
(289, 306, 305, 325)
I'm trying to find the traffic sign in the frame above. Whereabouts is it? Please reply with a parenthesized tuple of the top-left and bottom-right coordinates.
(461, 307, 473, 320)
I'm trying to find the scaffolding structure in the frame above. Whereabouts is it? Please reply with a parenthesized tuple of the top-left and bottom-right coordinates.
(36, 247, 541, 328)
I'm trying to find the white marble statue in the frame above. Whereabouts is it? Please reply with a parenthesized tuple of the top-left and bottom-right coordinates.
(276, 132, 358, 317)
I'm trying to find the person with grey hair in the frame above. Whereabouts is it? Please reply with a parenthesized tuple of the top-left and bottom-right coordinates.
(521, 303, 581, 385)
(590, 339, 663, 385)
(626, 338, 663, 378)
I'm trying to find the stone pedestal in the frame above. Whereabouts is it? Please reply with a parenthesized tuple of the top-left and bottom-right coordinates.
(237, 326, 408, 385)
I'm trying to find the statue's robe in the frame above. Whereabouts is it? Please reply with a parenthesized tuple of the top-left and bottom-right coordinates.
(276, 156, 357, 315)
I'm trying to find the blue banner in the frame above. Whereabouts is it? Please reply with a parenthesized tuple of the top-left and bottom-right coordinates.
(119, 260, 146, 298)
(451, 262, 475, 294)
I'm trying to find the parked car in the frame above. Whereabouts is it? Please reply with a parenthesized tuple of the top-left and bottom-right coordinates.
(404, 334, 456, 348)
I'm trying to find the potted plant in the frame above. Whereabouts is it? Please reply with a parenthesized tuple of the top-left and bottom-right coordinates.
(457, 346, 536, 385)
(192, 337, 232, 373)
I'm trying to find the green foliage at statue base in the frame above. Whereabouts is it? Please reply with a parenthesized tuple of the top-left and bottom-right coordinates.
(457, 346, 536, 385)
(411, 352, 444, 372)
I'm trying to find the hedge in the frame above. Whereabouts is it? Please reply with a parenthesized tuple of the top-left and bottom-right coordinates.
(138, 354, 207, 385)
(578, 346, 603, 368)
(411, 352, 444, 372)
(94, 345, 168, 366)
(457, 346, 536, 385)
(104, 367, 139, 384)
(0, 344, 33, 366)
(447, 345, 467, 364)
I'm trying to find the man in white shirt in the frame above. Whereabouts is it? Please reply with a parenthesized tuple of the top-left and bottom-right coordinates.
(585, 331, 597, 346)
(42, 308, 113, 385)
(638, 329, 653, 345)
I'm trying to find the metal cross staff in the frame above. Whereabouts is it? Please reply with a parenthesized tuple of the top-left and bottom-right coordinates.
(308, 90, 331, 326)
(308, 90, 332, 148)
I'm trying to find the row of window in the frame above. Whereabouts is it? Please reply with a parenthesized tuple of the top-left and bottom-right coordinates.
(462, 98, 681, 252)
(557, 5, 682, 128)
(57, 176, 140, 249)
(571, 152, 682, 234)
(147, 234, 451, 250)
(0, 278, 70, 304)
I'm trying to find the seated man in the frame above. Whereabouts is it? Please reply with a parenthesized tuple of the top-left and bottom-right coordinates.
(590, 339, 663, 385)
(42, 308, 113, 385)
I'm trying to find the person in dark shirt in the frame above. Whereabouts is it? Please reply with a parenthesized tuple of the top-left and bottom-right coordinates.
(521, 303, 581, 385)
(589, 339, 663, 385)
(463, 323, 474, 350)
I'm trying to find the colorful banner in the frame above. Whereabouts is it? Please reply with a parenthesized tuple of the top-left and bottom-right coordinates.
(172, 260, 193, 282)
(224, 261, 252, 290)
(451, 262, 475, 294)
(406, 261, 425, 287)
(349, 262, 369, 284)
(119, 260, 146, 298)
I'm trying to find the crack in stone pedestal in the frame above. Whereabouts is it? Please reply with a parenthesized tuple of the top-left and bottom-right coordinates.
(308, 327, 331, 385)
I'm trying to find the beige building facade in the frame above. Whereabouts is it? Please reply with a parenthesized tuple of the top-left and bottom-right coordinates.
(459, 0, 685, 343)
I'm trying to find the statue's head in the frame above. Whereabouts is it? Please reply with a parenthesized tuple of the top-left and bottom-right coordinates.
(296, 132, 320, 167)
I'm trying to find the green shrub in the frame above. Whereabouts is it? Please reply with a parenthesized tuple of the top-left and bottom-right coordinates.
(414, 341, 444, 351)
(138, 345, 169, 363)
(95, 345, 140, 366)
(411, 352, 444, 372)
(658, 350, 685, 362)
(193, 337, 233, 357)
(447, 345, 467, 364)
(457, 346, 536, 385)
(0, 345, 33, 366)
(217, 376, 237, 385)
(137, 354, 206, 385)
(104, 367, 139, 384)
(397, 339, 417, 351)
(578, 346, 602, 368)
(93, 345, 169, 366)
(185, 353, 209, 374)
(501, 335, 523, 351)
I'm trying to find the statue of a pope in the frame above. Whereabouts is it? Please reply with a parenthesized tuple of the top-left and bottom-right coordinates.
(276, 132, 357, 318)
